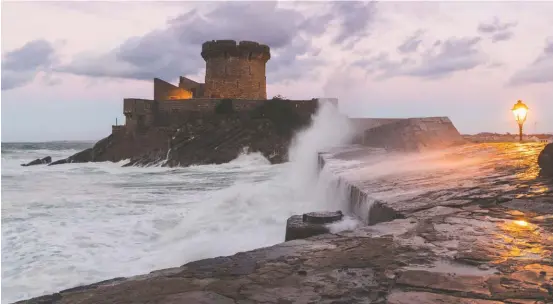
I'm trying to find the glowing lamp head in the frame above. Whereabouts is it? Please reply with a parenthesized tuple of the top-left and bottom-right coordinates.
(512, 100, 529, 125)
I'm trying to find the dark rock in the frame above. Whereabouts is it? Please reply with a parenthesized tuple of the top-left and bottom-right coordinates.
(18, 292, 62, 304)
(21, 156, 52, 167)
(52, 102, 315, 168)
(49, 159, 68, 166)
(538, 143, 553, 176)
(161, 114, 300, 168)
(69, 148, 93, 163)
(368, 200, 403, 225)
(285, 211, 343, 241)
(49, 148, 92, 166)
(59, 277, 126, 294)
(302, 211, 343, 224)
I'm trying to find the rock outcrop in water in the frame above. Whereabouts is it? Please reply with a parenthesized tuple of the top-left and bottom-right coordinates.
(21, 156, 51, 166)
(50, 100, 317, 167)
(49, 128, 172, 166)
(44, 39, 325, 168)
(539, 143, 553, 176)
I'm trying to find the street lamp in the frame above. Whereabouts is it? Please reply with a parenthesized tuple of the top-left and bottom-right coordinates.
(512, 100, 529, 142)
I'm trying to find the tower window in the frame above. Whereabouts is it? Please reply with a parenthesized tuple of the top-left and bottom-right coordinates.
(249, 66, 252, 75)
(248, 52, 253, 61)
(236, 80, 239, 88)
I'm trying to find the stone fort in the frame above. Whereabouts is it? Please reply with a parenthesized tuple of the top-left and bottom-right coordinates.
(113, 40, 318, 135)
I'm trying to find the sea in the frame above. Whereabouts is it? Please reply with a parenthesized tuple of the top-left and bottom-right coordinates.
(1, 102, 359, 303)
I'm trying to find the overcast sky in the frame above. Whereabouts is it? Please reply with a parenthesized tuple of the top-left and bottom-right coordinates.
(2, 1, 553, 142)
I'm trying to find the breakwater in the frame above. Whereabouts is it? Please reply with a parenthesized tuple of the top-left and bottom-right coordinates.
(13, 108, 553, 303)
(17, 142, 553, 304)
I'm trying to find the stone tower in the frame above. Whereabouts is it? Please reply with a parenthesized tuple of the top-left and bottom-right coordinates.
(201, 40, 270, 99)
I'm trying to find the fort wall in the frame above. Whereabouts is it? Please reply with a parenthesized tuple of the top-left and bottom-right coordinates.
(157, 98, 217, 113)
(122, 98, 319, 131)
(350, 118, 406, 144)
(179, 76, 204, 98)
(111, 125, 126, 136)
(123, 98, 155, 114)
(156, 98, 317, 114)
(153, 78, 193, 100)
(202, 40, 270, 99)
(350, 118, 405, 132)
(123, 98, 156, 132)
(362, 117, 466, 151)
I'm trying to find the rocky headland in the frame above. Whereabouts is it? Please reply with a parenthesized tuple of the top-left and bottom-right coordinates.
(46, 99, 316, 168)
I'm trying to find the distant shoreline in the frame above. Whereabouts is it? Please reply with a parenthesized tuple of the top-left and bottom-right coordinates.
(1, 140, 98, 144)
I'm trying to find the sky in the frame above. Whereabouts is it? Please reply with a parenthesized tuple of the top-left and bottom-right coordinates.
(1, 1, 553, 142)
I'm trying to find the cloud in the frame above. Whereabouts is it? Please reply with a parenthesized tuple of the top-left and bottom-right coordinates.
(477, 17, 517, 43)
(509, 37, 553, 86)
(397, 30, 425, 54)
(330, 1, 377, 47)
(1, 40, 59, 91)
(58, 1, 378, 84)
(355, 36, 487, 80)
(407, 37, 485, 78)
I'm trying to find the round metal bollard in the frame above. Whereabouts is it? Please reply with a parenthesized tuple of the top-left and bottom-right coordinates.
(285, 211, 344, 241)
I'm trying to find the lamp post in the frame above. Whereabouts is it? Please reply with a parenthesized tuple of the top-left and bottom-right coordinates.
(511, 100, 529, 142)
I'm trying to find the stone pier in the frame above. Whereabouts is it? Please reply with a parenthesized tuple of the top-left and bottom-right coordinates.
(16, 117, 553, 304)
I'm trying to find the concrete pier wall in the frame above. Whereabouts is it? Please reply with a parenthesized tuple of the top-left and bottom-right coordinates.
(318, 116, 467, 224)
(318, 149, 402, 225)
(362, 117, 466, 152)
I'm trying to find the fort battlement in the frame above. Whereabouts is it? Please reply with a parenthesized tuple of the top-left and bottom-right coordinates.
(111, 125, 125, 136)
(201, 40, 270, 62)
(202, 40, 270, 100)
(119, 97, 319, 135)
(116, 39, 314, 136)
(123, 98, 318, 116)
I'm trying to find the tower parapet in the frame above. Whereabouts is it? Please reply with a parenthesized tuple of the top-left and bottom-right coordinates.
(202, 40, 270, 99)
(201, 40, 270, 62)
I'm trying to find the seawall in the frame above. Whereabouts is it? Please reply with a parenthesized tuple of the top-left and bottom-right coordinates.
(318, 116, 468, 223)
(16, 114, 553, 303)
(18, 141, 552, 303)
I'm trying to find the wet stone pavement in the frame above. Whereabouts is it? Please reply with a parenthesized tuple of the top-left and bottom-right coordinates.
(18, 143, 553, 304)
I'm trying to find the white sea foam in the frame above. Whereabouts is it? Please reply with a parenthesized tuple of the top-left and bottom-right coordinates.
(327, 216, 361, 234)
(1, 101, 357, 303)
